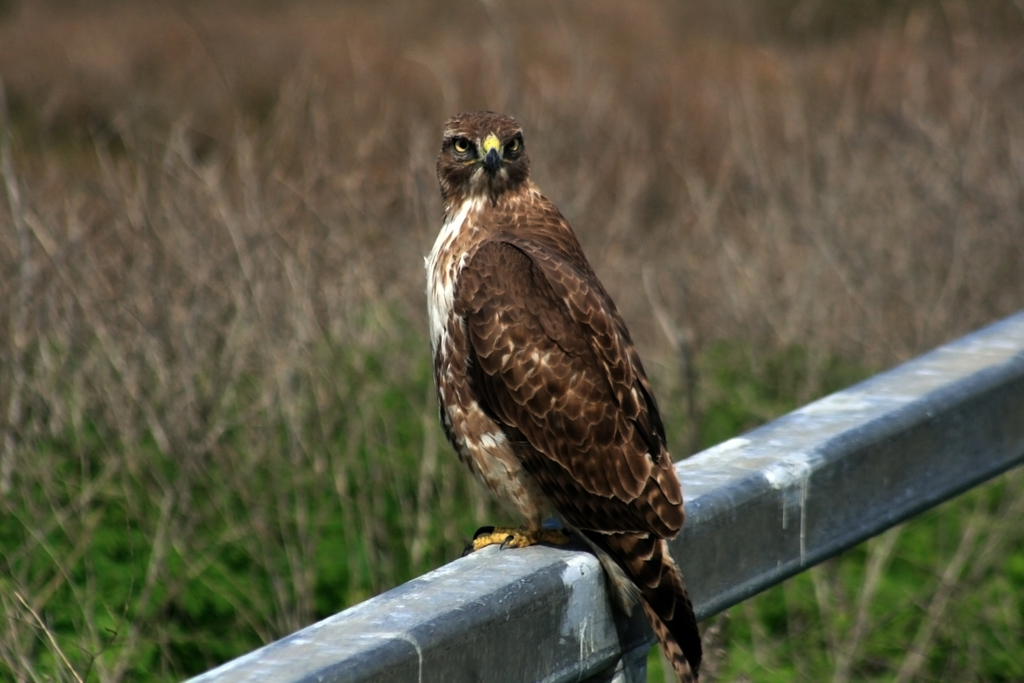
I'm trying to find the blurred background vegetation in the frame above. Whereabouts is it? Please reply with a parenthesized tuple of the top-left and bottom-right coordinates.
(1, 0, 1023, 680)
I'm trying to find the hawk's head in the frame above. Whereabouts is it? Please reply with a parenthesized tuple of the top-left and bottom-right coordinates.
(437, 111, 531, 208)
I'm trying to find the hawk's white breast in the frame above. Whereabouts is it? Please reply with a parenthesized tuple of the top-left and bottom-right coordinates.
(425, 198, 476, 358)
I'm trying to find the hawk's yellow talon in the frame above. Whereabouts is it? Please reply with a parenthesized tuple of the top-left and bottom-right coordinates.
(468, 526, 570, 553)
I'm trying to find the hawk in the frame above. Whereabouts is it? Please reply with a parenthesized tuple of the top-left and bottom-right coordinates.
(426, 111, 701, 682)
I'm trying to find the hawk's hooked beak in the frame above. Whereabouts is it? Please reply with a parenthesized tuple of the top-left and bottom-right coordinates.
(481, 133, 502, 174)
(483, 148, 502, 173)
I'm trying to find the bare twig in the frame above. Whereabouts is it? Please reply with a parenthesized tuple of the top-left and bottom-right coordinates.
(411, 389, 441, 569)
(894, 511, 983, 683)
(0, 76, 29, 498)
(14, 592, 85, 683)
(642, 266, 701, 454)
(833, 526, 902, 683)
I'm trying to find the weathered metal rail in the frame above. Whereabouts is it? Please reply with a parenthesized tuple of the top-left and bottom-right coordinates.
(190, 311, 1024, 683)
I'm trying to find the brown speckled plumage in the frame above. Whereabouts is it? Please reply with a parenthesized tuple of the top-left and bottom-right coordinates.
(426, 111, 701, 681)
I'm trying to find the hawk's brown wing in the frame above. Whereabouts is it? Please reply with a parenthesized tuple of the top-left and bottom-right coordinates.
(453, 237, 683, 538)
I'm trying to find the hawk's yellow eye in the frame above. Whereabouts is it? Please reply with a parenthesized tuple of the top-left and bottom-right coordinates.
(507, 138, 521, 153)
(453, 138, 470, 153)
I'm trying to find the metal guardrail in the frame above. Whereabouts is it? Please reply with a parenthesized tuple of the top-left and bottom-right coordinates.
(190, 311, 1024, 683)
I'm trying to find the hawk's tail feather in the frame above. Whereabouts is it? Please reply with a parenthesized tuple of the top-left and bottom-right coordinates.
(586, 532, 702, 683)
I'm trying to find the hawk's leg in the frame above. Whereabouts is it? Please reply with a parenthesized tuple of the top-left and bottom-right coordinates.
(463, 526, 571, 555)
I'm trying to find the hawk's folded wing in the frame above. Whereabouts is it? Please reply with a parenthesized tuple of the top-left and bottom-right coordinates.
(454, 238, 684, 538)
